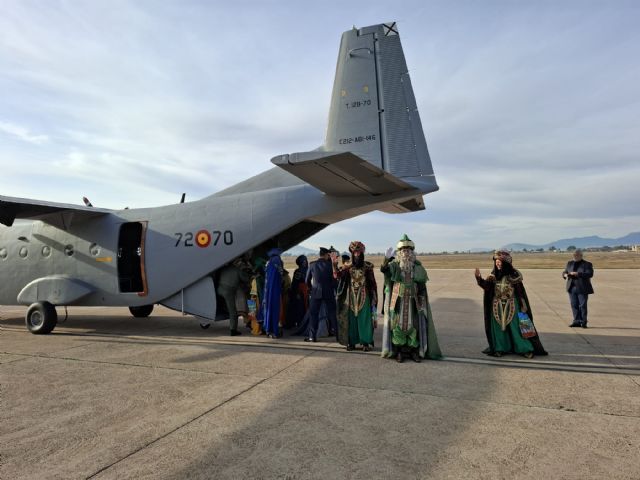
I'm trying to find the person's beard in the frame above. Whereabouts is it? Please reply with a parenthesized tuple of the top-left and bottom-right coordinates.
(399, 249, 415, 275)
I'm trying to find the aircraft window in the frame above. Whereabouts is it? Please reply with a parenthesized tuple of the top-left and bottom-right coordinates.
(89, 243, 101, 256)
(64, 245, 75, 257)
(42, 246, 52, 257)
(0, 247, 7, 260)
(19, 246, 28, 258)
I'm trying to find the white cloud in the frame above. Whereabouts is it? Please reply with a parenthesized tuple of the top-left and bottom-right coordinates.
(0, 121, 49, 144)
(1, 1, 639, 250)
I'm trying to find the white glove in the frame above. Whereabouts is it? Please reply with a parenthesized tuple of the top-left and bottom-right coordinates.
(385, 247, 395, 259)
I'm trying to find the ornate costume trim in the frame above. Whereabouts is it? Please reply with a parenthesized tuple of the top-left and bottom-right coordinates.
(492, 277, 516, 330)
(493, 298, 516, 331)
(348, 266, 367, 315)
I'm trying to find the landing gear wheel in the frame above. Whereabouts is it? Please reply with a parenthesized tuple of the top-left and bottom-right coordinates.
(200, 322, 211, 329)
(26, 302, 58, 334)
(129, 305, 154, 318)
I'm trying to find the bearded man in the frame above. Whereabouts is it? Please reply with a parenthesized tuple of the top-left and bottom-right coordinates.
(333, 241, 378, 351)
(381, 234, 442, 362)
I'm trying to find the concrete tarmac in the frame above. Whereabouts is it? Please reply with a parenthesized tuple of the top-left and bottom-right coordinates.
(1, 269, 639, 479)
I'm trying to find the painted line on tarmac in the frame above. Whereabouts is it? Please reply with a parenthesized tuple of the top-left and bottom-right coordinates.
(443, 355, 640, 376)
(4, 321, 639, 377)
(6, 344, 638, 377)
(524, 288, 640, 385)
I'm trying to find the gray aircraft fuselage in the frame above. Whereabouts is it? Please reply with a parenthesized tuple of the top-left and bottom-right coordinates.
(0, 22, 439, 330)
(0, 172, 434, 307)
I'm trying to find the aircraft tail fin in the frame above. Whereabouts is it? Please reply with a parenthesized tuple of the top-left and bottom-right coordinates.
(322, 22, 435, 182)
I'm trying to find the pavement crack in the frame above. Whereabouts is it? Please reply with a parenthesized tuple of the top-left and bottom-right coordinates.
(84, 350, 315, 479)
(0, 351, 270, 380)
(278, 376, 640, 420)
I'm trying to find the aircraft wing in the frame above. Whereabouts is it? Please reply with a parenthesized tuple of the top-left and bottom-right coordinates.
(0, 195, 112, 227)
(271, 151, 416, 196)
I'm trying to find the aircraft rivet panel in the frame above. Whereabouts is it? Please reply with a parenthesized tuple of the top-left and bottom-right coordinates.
(19, 246, 28, 258)
(0, 247, 7, 260)
(42, 246, 52, 257)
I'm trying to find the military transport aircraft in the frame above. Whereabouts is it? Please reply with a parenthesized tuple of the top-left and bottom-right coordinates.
(0, 22, 438, 334)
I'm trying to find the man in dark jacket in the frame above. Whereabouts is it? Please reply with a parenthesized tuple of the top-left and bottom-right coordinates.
(562, 249, 594, 328)
(304, 247, 337, 342)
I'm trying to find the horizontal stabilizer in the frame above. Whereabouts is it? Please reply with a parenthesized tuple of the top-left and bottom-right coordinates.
(271, 151, 416, 197)
(378, 196, 426, 214)
(0, 195, 111, 227)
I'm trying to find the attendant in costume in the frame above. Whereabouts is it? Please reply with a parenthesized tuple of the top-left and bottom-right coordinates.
(335, 253, 351, 300)
(234, 254, 253, 330)
(279, 268, 292, 330)
(562, 249, 594, 328)
(262, 248, 284, 338)
(333, 241, 378, 352)
(381, 234, 442, 362)
(285, 255, 309, 329)
(380, 251, 394, 317)
(475, 250, 547, 358)
(252, 256, 267, 329)
(248, 278, 261, 335)
(218, 257, 252, 336)
(325, 246, 340, 334)
(305, 247, 337, 342)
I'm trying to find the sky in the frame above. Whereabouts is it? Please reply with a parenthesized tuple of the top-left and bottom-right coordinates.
(1, 0, 639, 253)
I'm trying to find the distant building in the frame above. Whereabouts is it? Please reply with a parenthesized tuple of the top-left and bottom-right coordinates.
(632, 245, 640, 253)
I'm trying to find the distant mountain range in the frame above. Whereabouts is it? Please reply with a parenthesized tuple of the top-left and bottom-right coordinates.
(283, 232, 640, 256)
(283, 245, 316, 256)
(285, 244, 351, 256)
(502, 232, 640, 251)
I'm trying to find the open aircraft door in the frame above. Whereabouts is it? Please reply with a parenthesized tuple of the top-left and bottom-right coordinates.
(117, 221, 148, 296)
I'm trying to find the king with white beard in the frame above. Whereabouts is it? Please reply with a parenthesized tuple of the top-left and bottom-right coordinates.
(380, 234, 442, 362)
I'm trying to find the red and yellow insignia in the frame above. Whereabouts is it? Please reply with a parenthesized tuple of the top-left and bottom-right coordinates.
(196, 230, 211, 248)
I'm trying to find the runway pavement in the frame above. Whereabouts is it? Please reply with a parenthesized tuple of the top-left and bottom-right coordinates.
(1, 269, 639, 479)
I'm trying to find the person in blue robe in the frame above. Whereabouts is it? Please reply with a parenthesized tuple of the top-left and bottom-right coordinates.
(262, 248, 284, 338)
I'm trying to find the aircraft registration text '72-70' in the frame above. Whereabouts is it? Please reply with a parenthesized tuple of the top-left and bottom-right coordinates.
(174, 230, 234, 248)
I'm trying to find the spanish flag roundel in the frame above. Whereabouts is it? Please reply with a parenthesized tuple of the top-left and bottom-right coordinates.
(196, 230, 211, 248)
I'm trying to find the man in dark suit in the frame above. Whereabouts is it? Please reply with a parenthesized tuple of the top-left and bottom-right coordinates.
(562, 249, 594, 328)
(304, 247, 337, 342)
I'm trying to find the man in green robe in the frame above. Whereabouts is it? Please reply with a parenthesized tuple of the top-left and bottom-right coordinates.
(381, 234, 442, 362)
(334, 241, 378, 351)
